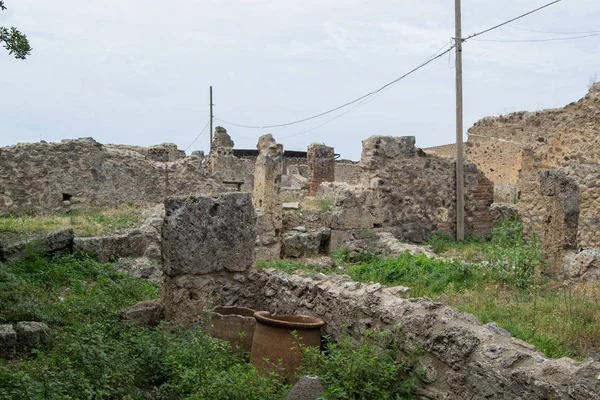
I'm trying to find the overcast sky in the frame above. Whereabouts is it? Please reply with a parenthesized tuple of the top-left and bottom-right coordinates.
(1, 0, 598, 160)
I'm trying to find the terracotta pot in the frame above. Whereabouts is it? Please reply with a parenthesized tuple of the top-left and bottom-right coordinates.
(250, 311, 324, 381)
(205, 306, 256, 353)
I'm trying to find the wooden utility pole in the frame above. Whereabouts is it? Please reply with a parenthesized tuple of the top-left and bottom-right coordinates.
(209, 86, 214, 152)
(455, 0, 465, 240)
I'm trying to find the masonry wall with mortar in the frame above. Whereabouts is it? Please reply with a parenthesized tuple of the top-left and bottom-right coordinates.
(0, 138, 223, 216)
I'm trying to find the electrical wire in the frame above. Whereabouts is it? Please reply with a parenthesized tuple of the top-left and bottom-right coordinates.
(184, 119, 210, 152)
(507, 25, 600, 35)
(470, 33, 600, 43)
(463, 0, 562, 42)
(276, 42, 456, 139)
(215, 41, 455, 131)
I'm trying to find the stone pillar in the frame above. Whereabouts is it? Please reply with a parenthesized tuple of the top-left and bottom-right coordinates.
(538, 169, 579, 271)
(161, 193, 256, 328)
(307, 143, 335, 196)
(252, 134, 283, 260)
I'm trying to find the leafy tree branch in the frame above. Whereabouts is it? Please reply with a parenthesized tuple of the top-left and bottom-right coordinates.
(0, 0, 32, 59)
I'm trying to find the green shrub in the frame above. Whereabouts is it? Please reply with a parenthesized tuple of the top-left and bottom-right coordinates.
(298, 330, 419, 400)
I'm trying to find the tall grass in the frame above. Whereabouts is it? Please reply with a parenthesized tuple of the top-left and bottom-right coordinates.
(0, 205, 143, 238)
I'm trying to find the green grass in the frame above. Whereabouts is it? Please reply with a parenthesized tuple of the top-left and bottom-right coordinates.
(0, 205, 143, 238)
(0, 253, 290, 399)
(265, 219, 600, 359)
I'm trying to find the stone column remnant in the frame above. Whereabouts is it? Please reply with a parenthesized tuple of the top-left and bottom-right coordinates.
(307, 143, 335, 196)
(161, 192, 256, 328)
(252, 134, 284, 260)
(538, 169, 580, 271)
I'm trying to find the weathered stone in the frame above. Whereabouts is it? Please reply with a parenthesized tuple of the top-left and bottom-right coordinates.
(564, 249, 600, 280)
(307, 143, 335, 196)
(490, 202, 519, 223)
(114, 257, 162, 282)
(74, 230, 147, 262)
(1, 228, 74, 262)
(285, 376, 326, 400)
(122, 299, 164, 327)
(0, 324, 17, 360)
(0, 138, 222, 216)
(282, 228, 331, 258)
(162, 193, 256, 276)
(253, 134, 283, 261)
(15, 321, 51, 354)
(162, 274, 218, 328)
(306, 256, 335, 271)
(283, 202, 300, 209)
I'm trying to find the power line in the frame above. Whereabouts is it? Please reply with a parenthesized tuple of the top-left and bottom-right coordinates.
(463, 0, 562, 42)
(276, 42, 456, 139)
(507, 25, 600, 35)
(184, 119, 210, 152)
(215, 43, 455, 130)
(471, 33, 600, 43)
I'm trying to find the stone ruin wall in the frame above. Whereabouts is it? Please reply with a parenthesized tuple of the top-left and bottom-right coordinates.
(0, 138, 224, 216)
(318, 136, 494, 248)
(159, 191, 600, 400)
(446, 83, 600, 254)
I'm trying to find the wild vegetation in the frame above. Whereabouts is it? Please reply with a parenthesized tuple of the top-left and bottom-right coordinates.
(261, 219, 600, 359)
(1, 252, 420, 399)
(0, 204, 143, 238)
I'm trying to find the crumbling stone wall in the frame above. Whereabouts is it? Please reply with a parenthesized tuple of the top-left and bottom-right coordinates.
(160, 193, 600, 399)
(205, 127, 255, 192)
(334, 159, 361, 183)
(318, 136, 493, 247)
(0, 138, 222, 216)
(252, 135, 284, 260)
(307, 143, 335, 196)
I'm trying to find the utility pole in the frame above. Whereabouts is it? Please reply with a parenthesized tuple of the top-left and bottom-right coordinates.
(455, 0, 465, 241)
(209, 86, 214, 152)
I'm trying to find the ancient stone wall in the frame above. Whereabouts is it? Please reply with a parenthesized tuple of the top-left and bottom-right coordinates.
(0, 138, 222, 216)
(422, 143, 457, 159)
(206, 127, 255, 192)
(318, 136, 493, 247)
(334, 159, 361, 183)
(159, 193, 600, 399)
(307, 143, 335, 196)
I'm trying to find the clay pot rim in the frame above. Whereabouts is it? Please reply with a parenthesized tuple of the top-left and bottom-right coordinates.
(253, 311, 325, 329)
(213, 306, 256, 318)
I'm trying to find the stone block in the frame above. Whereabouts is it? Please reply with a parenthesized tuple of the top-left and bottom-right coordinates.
(122, 299, 164, 327)
(162, 193, 256, 276)
(15, 321, 51, 354)
(162, 274, 218, 328)
(286, 376, 326, 400)
(0, 324, 17, 360)
(1, 228, 74, 262)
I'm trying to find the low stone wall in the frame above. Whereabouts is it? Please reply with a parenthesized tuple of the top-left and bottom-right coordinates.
(231, 269, 600, 400)
(0, 138, 223, 216)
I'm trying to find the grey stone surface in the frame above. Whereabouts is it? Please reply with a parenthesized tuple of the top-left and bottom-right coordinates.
(15, 321, 51, 354)
(122, 299, 164, 327)
(0, 324, 17, 360)
(162, 193, 256, 276)
(285, 376, 326, 400)
(74, 230, 147, 262)
(0, 138, 223, 216)
(283, 202, 300, 209)
(490, 202, 519, 223)
(1, 228, 74, 262)
(282, 228, 331, 258)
